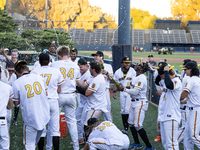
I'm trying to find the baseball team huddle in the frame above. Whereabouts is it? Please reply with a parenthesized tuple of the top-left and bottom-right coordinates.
(0, 46, 200, 150)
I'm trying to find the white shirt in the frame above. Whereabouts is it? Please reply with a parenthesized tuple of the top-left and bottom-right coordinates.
(34, 61, 52, 69)
(85, 74, 108, 112)
(131, 74, 147, 100)
(180, 70, 186, 81)
(31, 66, 65, 99)
(88, 121, 130, 146)
(50, 60, 80, 93)
(0, 81, 13, 117)
(158, 77, 181, 123)
(103, 63, 113, 89)
(184, 76, 200, 107)
(12, 73, 50, 130)
(79, 69, 91, 107)
(69, 57, 80, 64)
(0, 55, 11, 70)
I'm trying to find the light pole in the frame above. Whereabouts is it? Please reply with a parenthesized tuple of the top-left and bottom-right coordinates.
(45, 0, 47, 28)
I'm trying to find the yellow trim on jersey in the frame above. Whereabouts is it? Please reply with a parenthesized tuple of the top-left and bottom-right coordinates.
(76, 77, 80, 79)
(193, 111, 200, 143)
(135, 85, 142, 89)
(184, 87, 191, 92)
(90, 110, 95, 119)
(24, 125, 26, 146)
(92, 142, 106, 144)
(137, 101, 143, 127)
(13, 97, 20, 100)
(88, 87, 97, 91)
(177, 127, 185, 141)
(85, 80, 89, 85)
(185, 112, 187, 121)
(58, 80, 65, 84)
(171, 120, 175, 150)
(10, 93, 14, 97)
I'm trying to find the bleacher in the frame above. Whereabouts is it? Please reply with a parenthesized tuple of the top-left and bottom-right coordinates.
(190, 30, 200, 43)
(149, 29, 187, 43)
(131, 30, 145, 45)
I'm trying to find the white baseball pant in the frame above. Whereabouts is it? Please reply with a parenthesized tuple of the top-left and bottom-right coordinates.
(6, 109, 12, 130)
(84, 109, 103, 126)
(103, 89, 113, 122)
(120, 92, 132, 114)
(160, 120, 179, 150)
(59, 93, 79, 150)
(0, 118, 9, 150)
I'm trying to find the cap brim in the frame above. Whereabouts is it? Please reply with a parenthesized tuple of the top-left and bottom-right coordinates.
(122, 61, 131, 63)
(180, 65, 184, 67)
(91, 53, 100, 56)
(181, 67, 187, 70)
(169, 66, 174, 70)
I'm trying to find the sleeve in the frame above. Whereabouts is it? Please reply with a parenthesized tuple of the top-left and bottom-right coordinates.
(57, 71, 65, 85)
(88, 79, 99, 93)
(12, 83, 20, 101)
(9, 86, 14, 98)
(183, 79, 192, 93)
(109, 65, 113, 75)
(164, 71, 174, 90)
(113, 71, 118, 82)
(133, 78, 144, 91)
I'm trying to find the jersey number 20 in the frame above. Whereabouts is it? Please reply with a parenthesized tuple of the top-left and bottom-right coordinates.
(25, 82, 42, 98)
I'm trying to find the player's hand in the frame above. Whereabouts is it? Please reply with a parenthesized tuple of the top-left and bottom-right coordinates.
(113, 93, 118, 99)
(164, 66, 169, 71)
(156, 90, 162, 96)
(101, 69, 107, 75)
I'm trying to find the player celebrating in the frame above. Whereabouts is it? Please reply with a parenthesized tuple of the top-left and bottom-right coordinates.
(156, 63, 181, 150)
(91, 51, 113, 122)
(12, 61, 50, 150)
(82, 118, 130, 150)
(122, 62, 155, 150)
(31, 53, 64, 150)
(69, 48, 80, 64)
(50, 46, 80, 150)
(113, 56, 136, 135)
(180, 62, 200, 149)
(0, 66, 13, 150)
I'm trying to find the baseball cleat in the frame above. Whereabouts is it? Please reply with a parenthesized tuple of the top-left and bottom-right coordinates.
(128, 143, 143, 150)
(154, 135, 161, 142)
(144, 146, 156, 150)
(121, 129, 128, 135)
(12, 119, 17, 126)
(70, 139, 85, 145)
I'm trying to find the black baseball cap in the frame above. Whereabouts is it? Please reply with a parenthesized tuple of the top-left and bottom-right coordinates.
(121, 56, 131, 63)
(91, 51, 104, 57)
(148, 54, 154, 57)
(180, 59, 191, 67)
(78, 58, 87, 65)
(15, 60, 27, 70)
(87, 118, 98, 126)
(70, 48, 78, 53)
(157, 62, 167, 69)
(39, 53, 50, 63)
(182, 62, 197, 70)
(158, 63, 174, 75)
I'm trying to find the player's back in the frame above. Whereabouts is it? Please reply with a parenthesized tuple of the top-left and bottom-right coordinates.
(51, 60, 80, 93)
(12, 73, 50, 130)
(31, 66, 64, 99)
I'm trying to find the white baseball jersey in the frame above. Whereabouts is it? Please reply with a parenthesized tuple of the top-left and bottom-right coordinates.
(88, 121, 129, 146)
(69, 57, 80, 64)
(180, 70, 186, 81)
(85, 74, 107, 112)
(1, 70, 17, 86)
(0, 81, 13, 117)
(0, 55, 11, 70)
(50, 60, 80, 93)
(31, 66, 64, 99)
(131, 74, 147, 100)
(103, 63, 113, 88)
(12, 73, 50, 130)
(158, 77, 181, 123)
(34, 61, 52, 69)
(184, 76, 200, 107)
(79, 69, 91, 107)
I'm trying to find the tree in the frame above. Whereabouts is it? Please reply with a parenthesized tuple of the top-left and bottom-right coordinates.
(130, 8, 158, 29)
(0, 9, 18, 32)
(0, 0, 6, 10)
(170, 0, 200, 29)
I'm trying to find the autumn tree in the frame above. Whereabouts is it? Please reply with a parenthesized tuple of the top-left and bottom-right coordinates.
(0, 0, 6, 10)
(170, 0, 200, 29)
(130, 7, 158, 29)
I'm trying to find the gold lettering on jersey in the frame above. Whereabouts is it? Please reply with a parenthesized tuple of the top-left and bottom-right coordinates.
(138, 82, 141, 86)
(164, 95, 166, 101)
(67, 68, 74, 80)
(92, 83, 96, 88)
(41, 74, 52, 86)
(104, 76, 107, 81)
(174, 81, 177, 86)
(25, 82, 42, 98)
(97, 121, 113, 131)
(127, 82, 130, 86)
(60, 68, 66, 79)
(185, 82, 188, 87)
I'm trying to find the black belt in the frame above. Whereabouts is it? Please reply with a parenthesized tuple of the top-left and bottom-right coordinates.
(131, 99, 139, 102)
(0, 117, 5, 119)
(60, 92, 75, 94)
(189, 107, 193, 110)
(180, 106, 186, 110)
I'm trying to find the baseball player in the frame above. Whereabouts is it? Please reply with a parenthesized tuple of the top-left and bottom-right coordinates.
(76, 61, 108, 127)
(12, 60, 50, 150)
(91, 51, 113, 122)
(31, 53, 64, 150)
(122, 62, 155, 150)
(180, 59, 191, 81)
(0, 66, 13, 150)
(0, 47, 11, 70)
(75, 58, 91, 144)
(113, 56, 136, 135)
(69, 48, 80, 64)
(156, 63, 181, 150)
(180, 62, 200, 149)
(50, 46, 80, 150)
(82, 118, 130, 150)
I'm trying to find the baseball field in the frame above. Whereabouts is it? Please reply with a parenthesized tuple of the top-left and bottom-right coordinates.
(10, 51, 200, 150)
